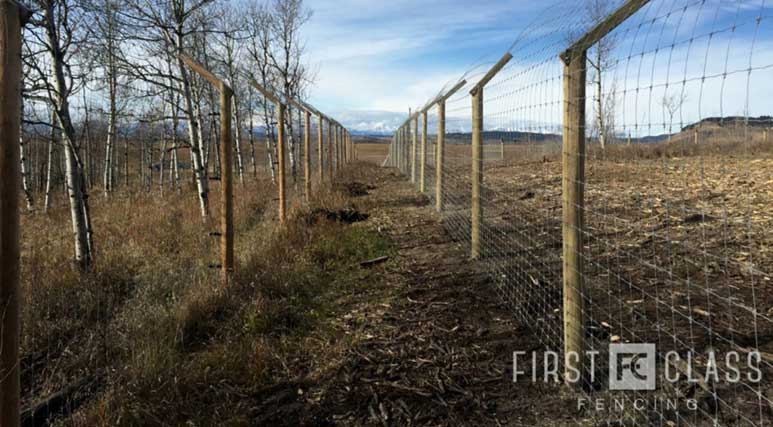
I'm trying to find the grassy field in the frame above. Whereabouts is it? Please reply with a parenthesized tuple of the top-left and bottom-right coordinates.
(20, 164, 396, 425)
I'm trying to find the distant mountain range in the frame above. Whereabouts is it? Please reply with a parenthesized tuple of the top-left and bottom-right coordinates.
(24, 112, 773, 140)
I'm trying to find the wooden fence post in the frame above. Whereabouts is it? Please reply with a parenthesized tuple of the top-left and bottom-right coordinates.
(1, 3, 27, 425)
(420, 111, 427, 192)
(434, 80, 466, 213)
(334, 124, 340, 171)
(436, 100, 445, 212)
(178, 53, 235, 286)
(219, 85, 234, 285)
(398, 126, 403, 172)
(411, 115, 417, 183)
(561, 47, 586, 390)
(341, 128, 345, 165)
(557, 0, 647, 387)
(318, 114, 324, 181)
(470, 88, 483, 259)
(304, 110, 311, 199)
(397, 127, 401, 170)
(470, 53, 512, 260)
(327, 119, 333, 177)
(277, 103, 287, 223)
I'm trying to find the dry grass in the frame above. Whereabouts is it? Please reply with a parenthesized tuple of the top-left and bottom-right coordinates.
(20, 165, 393, 425)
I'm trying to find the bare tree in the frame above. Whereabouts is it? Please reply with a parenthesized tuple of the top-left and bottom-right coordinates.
(662, 91, 688, 143)
(84, 0, 124, 197)
(216, 4, 246, 184)
(19, 84, 35, 212)
(586, 0, 617, 149)
(267, 0, 312, 183)
(246, 3, 278, 183)
(121, 0, 219, 219)
(23, 0, 94, 270)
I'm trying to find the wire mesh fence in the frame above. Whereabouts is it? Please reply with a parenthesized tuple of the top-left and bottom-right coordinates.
(386, 0, 773, 425)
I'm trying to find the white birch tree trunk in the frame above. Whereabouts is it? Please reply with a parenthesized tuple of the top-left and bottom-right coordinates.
(175, 40, 209, 218)
(19, 134, 34, 212)
(233, 96, 244, 184)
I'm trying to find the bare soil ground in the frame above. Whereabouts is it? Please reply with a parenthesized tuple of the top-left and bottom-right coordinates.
(249, 161, 583, 426)
(356, 140, 773, 425)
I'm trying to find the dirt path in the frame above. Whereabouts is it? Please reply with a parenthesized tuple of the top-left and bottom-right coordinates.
(254, 163, 576, 426)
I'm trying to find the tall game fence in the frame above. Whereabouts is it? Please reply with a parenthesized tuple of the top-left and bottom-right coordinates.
(385, 0, 773, 425)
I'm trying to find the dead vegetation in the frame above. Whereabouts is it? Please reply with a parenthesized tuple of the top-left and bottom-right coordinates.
(19, 167, 393, 425)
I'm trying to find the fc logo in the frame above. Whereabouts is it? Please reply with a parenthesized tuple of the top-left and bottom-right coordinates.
(609, 343, 656, 390)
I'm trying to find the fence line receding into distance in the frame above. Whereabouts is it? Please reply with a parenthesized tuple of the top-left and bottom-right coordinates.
(386, 0, 773, 425)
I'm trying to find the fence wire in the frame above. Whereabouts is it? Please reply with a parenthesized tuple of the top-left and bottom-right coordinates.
(387, 0, 773, 425)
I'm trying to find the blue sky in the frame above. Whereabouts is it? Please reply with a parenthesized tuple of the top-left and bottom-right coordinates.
(301, 0, 773, 135)
(302, 0, 544, 130)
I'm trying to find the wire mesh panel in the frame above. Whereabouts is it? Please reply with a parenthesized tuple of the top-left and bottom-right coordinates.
(385, 0, 773, 425)
(579, 1, 773, 425)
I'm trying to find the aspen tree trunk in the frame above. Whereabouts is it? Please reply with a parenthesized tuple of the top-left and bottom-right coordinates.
(103, 66, 117, 196)
(211, 119, 221, 177)
(166, 61, 181, 192)
(139, 130, 145, 188)
(44, 0, 94, 268)
(43, 110, 56, 212)
(193, 88, 209, 168)
(176, 29, 209, 218)
(19, 134, 34, 212)
(171, 94, 181, 192)
(159, 134, 167, 191)
(19, 99, 33, 211)
(233, 97, 244, 184)
(263, 103, 277, 183)
(123, 131, 129, 187)
(248, 106, 257, 177)
(287, 106, 297, 183)
(81, 91, 94, 190)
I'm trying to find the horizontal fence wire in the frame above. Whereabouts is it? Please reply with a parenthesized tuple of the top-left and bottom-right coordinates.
(386, 0, 773, 425)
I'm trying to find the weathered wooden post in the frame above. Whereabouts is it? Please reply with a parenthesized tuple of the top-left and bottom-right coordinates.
(1, 3, 29, 425)
(420, 110, 428, 192)
(340, 126, 345, 166)
(341, 128, 349, 164)
(336, 125, 340, 167)
(436, 101, 445, 212)
(397, 126, 403, 172)
(402, 124, 406, 174)
(470, 53, 512, 259)
(304, 110, 311, 199)
(405, 124, 410, 175)
(180, 54, 235, 285)
(694, 127, 699, 145)
(219, 85, 234, 283)
(318, 114, 324, 181)
(559, 0, 649, 387)
(435, 80, 467, 213)
(327, 119, 333, 177)
(560, 50, 586, 384)
(394, 128, 400, 170)
(470, 90, 483, 259)
(500, 139, 505, 160)
(410, 113, 417, 183)
(333, 124, 339, 171)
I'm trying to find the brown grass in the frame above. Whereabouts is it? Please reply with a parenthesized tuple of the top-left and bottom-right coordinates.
(20, 164, 393, 425)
